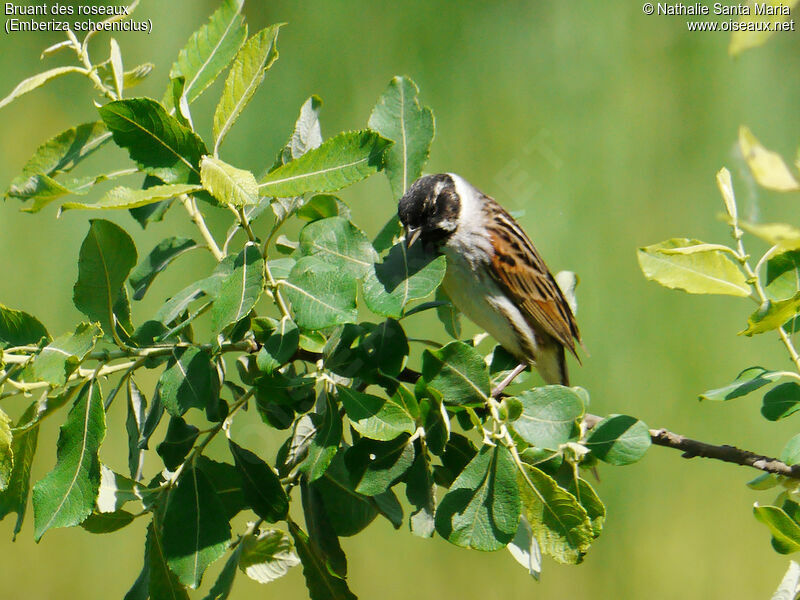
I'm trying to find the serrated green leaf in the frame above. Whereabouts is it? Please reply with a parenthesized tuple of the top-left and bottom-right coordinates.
(13, 173, 94, 212)
(130, 237, 199, 301)
(512, 386, 584, 450)
(99, 98, 207, 184)
(0, 66, 85, 111)
(517, 463, 593, 564)
(32, 381, 106, 540)
(159, 347, 220, 416)
(585, 414, 651, 465)
(283, 256, 357, 330)
(213, 24, 283, 154)
(638, 238, 751, 296)
(0, 402, 39, 539)
(368, 76, 434, 198)
(61, 183, 201, 212)
(337, 386, 416, 441)
(755, 503, 800, 554)
(163, 465, 232, 588)
(289, 520, 358, 600)
(165, 0, 247, 111)
(742, 293, 800, 336)
(239, 529, 300, 583)
(422, 341, 490, 406)
(7, 121, 110, 199)
(435, 444, 520, 551)
(300, 391, 342, 481)
(739, 126, 800, 191)
(200, 156, 258, 207)
(363, 241, 446, 318)
(259, 130, 391, 197)
(0, 303, 49, 348)
(229, 439, 288, 522)
(699, 366, 782, 401)
(209, 243, 264, 333)
(345, 434, 415, 496)
(297, 217, 377, 278)
(566, 477, 605, 537)
(32, 322, 102, 386)
(72, 219, 137, 340)
(763, 383, 800, 421)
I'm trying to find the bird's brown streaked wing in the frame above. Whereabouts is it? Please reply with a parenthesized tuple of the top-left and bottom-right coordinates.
(485, 202, 581, 358)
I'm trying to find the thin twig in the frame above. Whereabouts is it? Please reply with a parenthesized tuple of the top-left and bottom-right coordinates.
(182, 195, 224, 261)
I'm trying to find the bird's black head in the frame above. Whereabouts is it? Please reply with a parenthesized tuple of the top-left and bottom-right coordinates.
(397, 173, 460, 248)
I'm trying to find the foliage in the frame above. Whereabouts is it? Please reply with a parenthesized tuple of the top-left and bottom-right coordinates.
(0, 3, 649, 599)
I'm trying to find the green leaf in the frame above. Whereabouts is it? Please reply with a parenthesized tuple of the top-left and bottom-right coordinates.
(201, 545, 241, 600)
(259, 130, 392, 197)
(638, 238, 751, 296)
(435, 287, 461, 339)
(300, 479, 348, 577)
(0, 303, 49, 348)
(159, 347, 220, 417)
(165, 0, 247, 110)
(6, 121, 110, 199)
(368, 76, 435, 198)
(213, 24, 283, 154)
(422, 341, 490, 406)
(0, 409, 12, 491)
(283, 256, 358, 331)
(738, 126, 800, 191)
(337, 387, 416, 441)
(61, 183, 201, 212)
(32, 322, 102, 386)
(238, 529, 300, 583)
(147, 519, 190, 600)
(436, 433, 477, 487)
(0, 66, 85, 111)
(699, 366, 782, 401)
(507, 517, 542, 580)
(755, 503, 800, 554)
(196, 457, 247, 520)
(0, 402, 39, 539)
(96, 465, 158, 514)
(81, 509, 135, 534)
(299, 391, 342, 481)
(435, 444, 520, 551)
(517, 464, 593, 564)
(312, 452, 378, 536)
(585, 414, 651, 466)
(156, 417, 199, 470)
(297, 217, 377, 278)
(360, 319, 409, 378)
(72, 219, 137, 340)
(99, 98, 207, 184)
(256, 316, 299, 373)
(200, 156, 259, 207)
(566, 478, 605, 537)
(210, 243, 265, 333)
(288, 521, 358, 600)
(228, 439, 288, 522)
(345, 435, 415, 496)
(363, 242, 446, 318)
(12, 174, 93, 212)
(32, 381, 106, 541)
(297, 194, 350, 222)
(512, 386, 585, 450)
(163, 465, 232, 588)
(276, 95, 323, 165)
(405, 444, 436, 537)
(130, 237, 199, 301)
(767, 251, 800, 301)
(741, 293, 800, 336)
(763, 383, 800, 421)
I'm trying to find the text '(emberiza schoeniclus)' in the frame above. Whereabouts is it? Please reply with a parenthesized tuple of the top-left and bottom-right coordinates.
(398, 173, 581, 393)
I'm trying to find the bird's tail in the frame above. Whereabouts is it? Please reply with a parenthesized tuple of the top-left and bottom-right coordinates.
(535, 343, 569, 386)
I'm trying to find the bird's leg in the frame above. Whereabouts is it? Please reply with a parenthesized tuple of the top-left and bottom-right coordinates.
(491, 362, 528, 398)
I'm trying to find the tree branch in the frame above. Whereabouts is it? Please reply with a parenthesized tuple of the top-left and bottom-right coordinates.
(582, 413, 800, 480)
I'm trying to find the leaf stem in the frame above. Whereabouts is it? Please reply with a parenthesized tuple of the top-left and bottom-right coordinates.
(181, 194, 224, 261)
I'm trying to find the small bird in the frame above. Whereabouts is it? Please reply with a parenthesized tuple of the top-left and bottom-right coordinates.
(398, 173, 581, 393)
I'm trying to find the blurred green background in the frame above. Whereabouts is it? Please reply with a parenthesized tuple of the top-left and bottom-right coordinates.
(2, 1, 800, 598)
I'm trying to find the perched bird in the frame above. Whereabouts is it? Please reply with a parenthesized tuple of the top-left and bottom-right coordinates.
(398, 173, 580, 392)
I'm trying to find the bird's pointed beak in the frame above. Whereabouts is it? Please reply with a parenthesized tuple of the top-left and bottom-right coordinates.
(405, 226, 421, 248)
